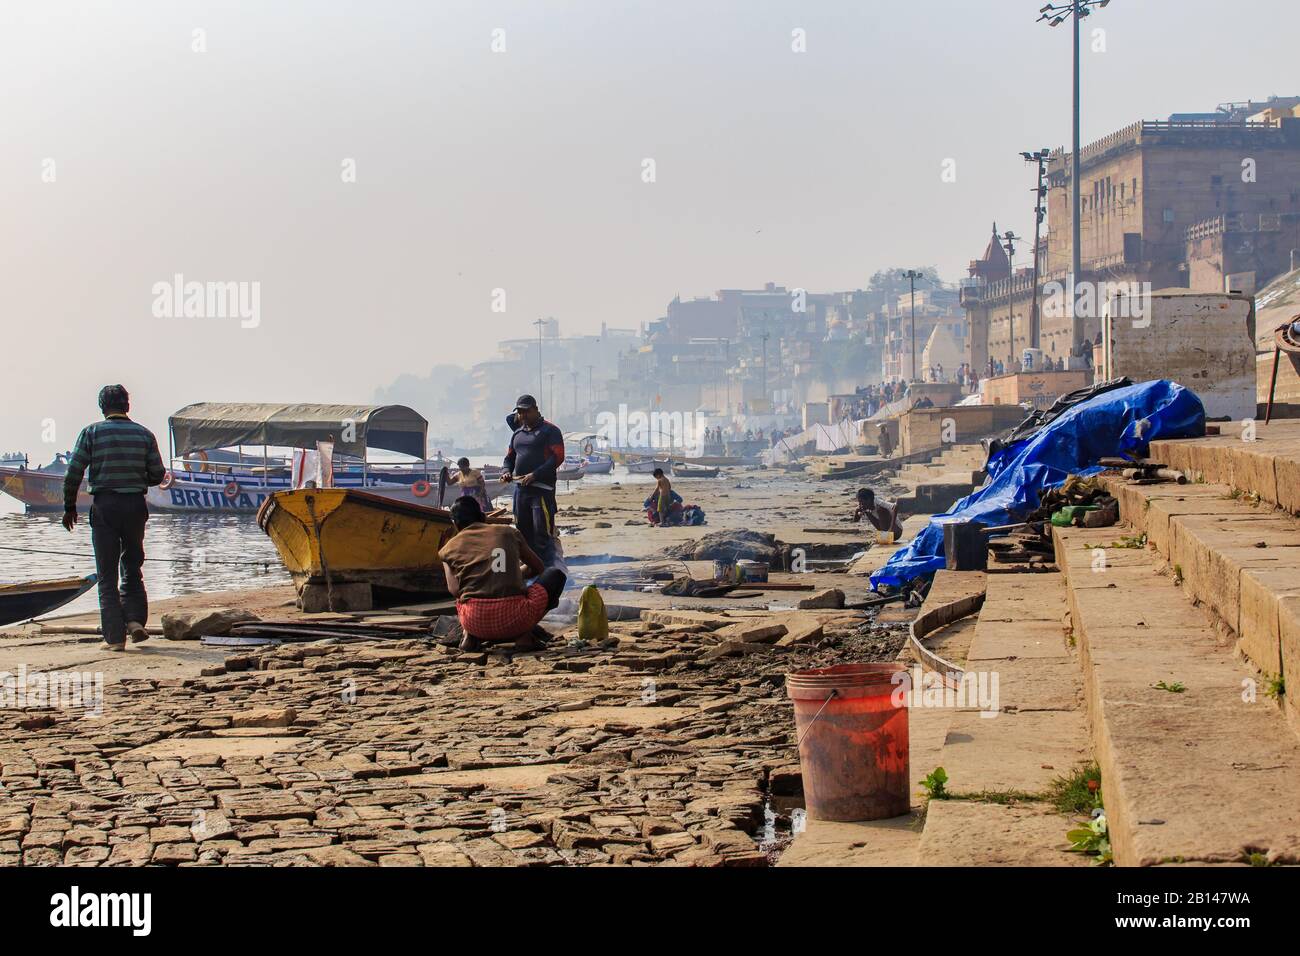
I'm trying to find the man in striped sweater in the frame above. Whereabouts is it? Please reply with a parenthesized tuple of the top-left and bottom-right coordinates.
(62, 385, 166, 651)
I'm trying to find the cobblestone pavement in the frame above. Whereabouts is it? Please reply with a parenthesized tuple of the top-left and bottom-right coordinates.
(2, 610, 904, 867)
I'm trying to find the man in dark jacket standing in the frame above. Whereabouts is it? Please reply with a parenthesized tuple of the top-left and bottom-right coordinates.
(62, 385, 166, 651)
(501, 394, 565, 568)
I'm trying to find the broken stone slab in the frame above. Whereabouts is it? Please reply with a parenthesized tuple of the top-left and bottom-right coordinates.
(230, 707, 297, 729)
(161, 607, 259, 641)
(638, 610, 731, 630)
(796, 588, 846, 610)
(711, 621, 788, 644)
(699, 641, 779, 661)
(774, 617, 825, 647)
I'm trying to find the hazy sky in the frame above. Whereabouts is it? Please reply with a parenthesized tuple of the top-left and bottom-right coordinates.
(3, 0, 1297, 452)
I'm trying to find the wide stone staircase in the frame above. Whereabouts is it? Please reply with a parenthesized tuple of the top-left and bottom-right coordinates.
(785, 421, 1300, 866)
(893, 444, 988, 517)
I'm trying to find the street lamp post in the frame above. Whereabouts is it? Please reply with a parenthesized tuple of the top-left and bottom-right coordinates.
(1039, 0, 1113, 357)
(1021, 148, 1051, 350)
(531, 318, 546, 397)
(903, 270, 923, 382)
(585, 364, 594, 424)
(1002, 232, 1021, 369)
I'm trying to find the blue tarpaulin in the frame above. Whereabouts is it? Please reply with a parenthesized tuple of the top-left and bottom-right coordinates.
(870, 380, 1205, 589)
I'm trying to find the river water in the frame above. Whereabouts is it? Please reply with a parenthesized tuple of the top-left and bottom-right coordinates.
(0, 496, 289, 618)
(0, 462, 644, 619)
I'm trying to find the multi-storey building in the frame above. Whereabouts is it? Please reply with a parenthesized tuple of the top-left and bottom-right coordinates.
(962, 101, 1300, 373)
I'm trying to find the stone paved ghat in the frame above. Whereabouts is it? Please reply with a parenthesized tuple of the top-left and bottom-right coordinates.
(0, 607, 892, 867)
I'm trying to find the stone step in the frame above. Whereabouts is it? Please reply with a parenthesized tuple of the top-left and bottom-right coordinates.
(1054, 524, 1300, 866)
(915, 572, 1090, 866)
(1105, 475, 1300, 731)
(1151, 419, 1300, 516)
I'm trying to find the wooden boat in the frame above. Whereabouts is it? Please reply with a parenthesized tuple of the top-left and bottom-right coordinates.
(580, 454, 614, 475)
(672, 463, 720, 478)
(0, 574, 98, 627)
(556, 458, 586, 482)
(625, 457, 673, 474)
(0, 464, 92, 512)
(258, 488, 467, 607)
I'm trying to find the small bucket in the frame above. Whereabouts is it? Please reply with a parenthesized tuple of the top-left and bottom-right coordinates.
(786, 663, 910, 822)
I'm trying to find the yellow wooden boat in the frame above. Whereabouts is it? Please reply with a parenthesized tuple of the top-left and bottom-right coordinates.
(257, 488, 459, 610)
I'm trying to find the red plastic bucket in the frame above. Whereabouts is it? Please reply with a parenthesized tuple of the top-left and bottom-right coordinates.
(786, 662, 910, 822)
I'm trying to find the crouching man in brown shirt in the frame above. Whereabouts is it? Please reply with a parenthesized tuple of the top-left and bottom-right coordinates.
(438, 496, 567, 651)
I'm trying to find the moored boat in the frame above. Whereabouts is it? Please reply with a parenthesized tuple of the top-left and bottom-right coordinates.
(0, 461, 91, 512)
(0, 574, 98, 627)
(556, 458, 586, 482)
(148, 402, 506, 515)
(672, 463, 720, 478)
(257, 488, 460, 609)
(625, 457, 673, 474)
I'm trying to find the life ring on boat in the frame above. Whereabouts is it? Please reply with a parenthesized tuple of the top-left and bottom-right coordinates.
(224, 480, 241, 499)
(186, 450, 210, 473)
(411, 479, 432, 498)
(584, 443, 594, 455)
(159, 471, 174, 490)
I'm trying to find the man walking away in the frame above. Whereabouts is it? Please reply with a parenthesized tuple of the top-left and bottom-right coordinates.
(438, 497, 566, 651)
(501, 394, 565, 569)
(62, 385, 166, 651)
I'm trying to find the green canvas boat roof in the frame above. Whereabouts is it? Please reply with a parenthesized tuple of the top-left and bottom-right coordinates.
(168, 403, 428, 459)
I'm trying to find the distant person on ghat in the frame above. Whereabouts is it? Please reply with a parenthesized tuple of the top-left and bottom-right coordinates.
(853, 487, 903, 539)
(438, 496, 566, 651)
(61, 385, 166, 651)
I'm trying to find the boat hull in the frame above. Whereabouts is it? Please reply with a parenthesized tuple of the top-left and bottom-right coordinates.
(258, 488, 460, 601)
(150, 474, 511, 515)
(672, 465, 720, 478)
(0, 574, 98, 626)
(625, 459, 673, 474)
(0, 467, 90, 512)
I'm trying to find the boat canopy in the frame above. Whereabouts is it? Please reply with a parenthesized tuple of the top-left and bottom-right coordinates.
(168, 403, 428, 459)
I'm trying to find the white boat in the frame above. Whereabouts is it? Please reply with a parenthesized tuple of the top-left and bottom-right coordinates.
(626, 457, 673, 475)
(147, 402, 506, 515)
(565, 432, 614, 475)
(556, 458, 586, 482)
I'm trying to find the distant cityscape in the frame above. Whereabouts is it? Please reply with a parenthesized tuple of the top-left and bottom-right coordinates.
(379, 94, 1300, 454)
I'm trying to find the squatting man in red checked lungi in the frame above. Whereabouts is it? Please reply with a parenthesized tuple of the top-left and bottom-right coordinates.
(437, 496, 567, 651)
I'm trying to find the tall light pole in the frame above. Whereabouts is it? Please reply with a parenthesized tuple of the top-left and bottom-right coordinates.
(585, 364, 594, 423)
(531, 318, 546, 397)
(1002, 233, 1021, 368)
(760, 331, 770, 403)
(1039, 0, 1113, 357)
(1021, 148, 1051, 350)
(904, 270, 923, 382)
(723, 339, 731, 417)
